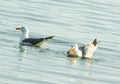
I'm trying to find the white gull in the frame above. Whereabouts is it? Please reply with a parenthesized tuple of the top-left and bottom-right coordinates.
(67, 39, 99, 58)
(16, 27, 54, 47)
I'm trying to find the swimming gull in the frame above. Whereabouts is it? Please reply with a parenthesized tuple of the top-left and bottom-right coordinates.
(16, 27, 54, 47)
(67, 39, 99, 58)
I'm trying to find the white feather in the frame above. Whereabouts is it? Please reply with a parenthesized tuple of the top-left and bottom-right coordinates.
(84, 42, 97, 58)
(67, 44, 82, 57)
(20, 27, 29, 43)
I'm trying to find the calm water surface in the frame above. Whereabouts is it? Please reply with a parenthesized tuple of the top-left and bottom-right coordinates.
(0, 0, 120, 84)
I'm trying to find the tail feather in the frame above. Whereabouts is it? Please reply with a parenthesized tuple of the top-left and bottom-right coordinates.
(92, 39, 97, 46)
(45, 36, 54, 40)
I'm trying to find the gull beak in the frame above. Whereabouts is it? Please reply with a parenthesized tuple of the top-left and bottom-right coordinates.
(16, 28, 21, 30)
(70, 47, 75, 54)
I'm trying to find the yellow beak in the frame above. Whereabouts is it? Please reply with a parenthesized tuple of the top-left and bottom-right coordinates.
(70, 47, 75, 54)
(16, 28, 21, 30)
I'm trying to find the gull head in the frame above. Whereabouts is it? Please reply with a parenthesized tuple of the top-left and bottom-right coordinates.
(16, 27, 29, 33)
(71, 44, 78, 49)
(70, 44, 79, 53)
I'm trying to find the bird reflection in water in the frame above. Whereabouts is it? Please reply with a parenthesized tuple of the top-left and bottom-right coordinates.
(68, 57, 94, 83)
(14, 45, 28, 74)
(68, 57, 94, 67)
(17, 45, 28, 62)
(69, 57, 81, 65)
(19, 45, 27, 52)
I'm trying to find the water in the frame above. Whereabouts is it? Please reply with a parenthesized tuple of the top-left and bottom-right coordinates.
(0, 0, 120, 84)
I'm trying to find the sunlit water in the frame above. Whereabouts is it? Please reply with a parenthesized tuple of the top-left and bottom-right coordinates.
(0, 0, 120, 84)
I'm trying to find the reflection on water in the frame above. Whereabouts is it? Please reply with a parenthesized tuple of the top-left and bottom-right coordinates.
(85, 59, 94, 67)
(18, 45, 27, 61)
(68, 57, 94, 67)
(67, 57, 94, 84)
(19, 45, 28, 52)
(69, 57, 80, 65)
(17, 46, 27, 72)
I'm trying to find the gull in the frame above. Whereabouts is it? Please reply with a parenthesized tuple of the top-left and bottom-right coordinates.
(83, 39, 98, 58)
(16, 27, 54, 47)
(67, 44, 82, 57)
(67, 39, 99, 58)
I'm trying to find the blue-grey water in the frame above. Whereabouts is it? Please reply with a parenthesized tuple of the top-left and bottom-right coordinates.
(0, 0, 120, 84)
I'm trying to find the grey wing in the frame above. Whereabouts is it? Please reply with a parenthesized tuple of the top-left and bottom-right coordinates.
(22, 38, 44, 45)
